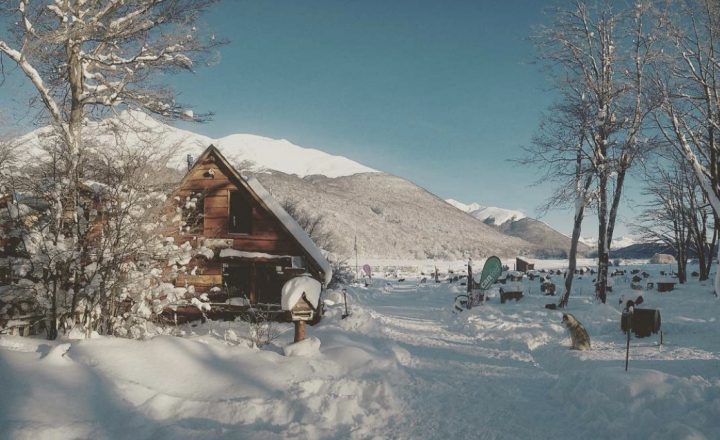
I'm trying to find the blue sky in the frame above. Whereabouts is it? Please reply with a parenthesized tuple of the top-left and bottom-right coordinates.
(1, 0, 642, 238)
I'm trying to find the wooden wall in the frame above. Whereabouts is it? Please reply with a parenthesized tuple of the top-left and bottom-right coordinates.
(177, 156, 306, 256)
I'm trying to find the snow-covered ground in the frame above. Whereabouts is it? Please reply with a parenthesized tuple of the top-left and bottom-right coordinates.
(1, 263, 719, 439)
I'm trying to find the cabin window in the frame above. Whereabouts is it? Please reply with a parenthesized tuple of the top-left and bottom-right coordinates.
(229, 191, 252, 234)
(182, 192, 205, 234)
(0, 264, 10, 284)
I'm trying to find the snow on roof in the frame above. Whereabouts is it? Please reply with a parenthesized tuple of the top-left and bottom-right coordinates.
(246, 177, 332, 286)
(281, 275, 321, 311)
(219, 249, 292, 260)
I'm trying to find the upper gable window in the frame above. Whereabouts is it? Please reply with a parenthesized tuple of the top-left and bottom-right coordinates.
(229, 191, 252, 234)
(182, 192, 205, 234)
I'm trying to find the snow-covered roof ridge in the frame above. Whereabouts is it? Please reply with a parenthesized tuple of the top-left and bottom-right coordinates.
(246, 177, 333, 286)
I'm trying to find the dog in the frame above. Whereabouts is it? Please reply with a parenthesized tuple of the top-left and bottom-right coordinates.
(562, 313, 591, 350)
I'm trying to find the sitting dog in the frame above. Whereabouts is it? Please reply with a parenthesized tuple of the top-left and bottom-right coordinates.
(562, 313, 591, 350)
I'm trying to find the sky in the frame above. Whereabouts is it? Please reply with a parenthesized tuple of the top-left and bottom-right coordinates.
(0, 0, 644, 238)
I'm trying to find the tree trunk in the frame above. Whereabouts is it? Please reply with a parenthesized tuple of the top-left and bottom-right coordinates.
(597, 173, 609, 304)
(560, 174, 592, 309)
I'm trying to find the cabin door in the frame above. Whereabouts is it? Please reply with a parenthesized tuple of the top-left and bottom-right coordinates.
(223, 264, 254, 302)
(255, 264, 283, 305)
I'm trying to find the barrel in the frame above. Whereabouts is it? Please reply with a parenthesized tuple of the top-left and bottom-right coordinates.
(621, 308, 661, 338)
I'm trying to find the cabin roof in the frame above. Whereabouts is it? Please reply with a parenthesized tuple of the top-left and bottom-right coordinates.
(188, 145, 333, 286)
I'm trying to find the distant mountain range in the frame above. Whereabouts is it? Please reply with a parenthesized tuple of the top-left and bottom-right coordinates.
(13, 111, 588, 260)
(445, 199, 592, 258)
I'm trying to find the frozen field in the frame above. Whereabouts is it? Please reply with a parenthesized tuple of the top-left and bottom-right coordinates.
(0, 263, 718, 439)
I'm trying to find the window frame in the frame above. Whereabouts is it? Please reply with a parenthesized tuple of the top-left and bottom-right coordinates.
(228, 190, 253, 235)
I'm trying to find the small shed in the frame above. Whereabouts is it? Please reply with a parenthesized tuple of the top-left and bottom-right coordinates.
(516, 257, 534, 272)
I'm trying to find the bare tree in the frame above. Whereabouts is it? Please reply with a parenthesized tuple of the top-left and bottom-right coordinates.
(634, 162, 693, 283)
(532, 1, 660, 303)
(281, 199, 338, 253)
(0, 0, 222, 338)
(653, 0, 720, 295)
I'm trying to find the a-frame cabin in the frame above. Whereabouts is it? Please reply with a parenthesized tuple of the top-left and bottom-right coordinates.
(166, 145, 332, 320)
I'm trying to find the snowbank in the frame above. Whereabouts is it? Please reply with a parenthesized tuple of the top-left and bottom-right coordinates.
(283, 336, 321, 357)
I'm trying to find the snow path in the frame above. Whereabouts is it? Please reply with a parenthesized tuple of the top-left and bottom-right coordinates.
(323, 273, 720, 440)
(336, 283, 559, 439)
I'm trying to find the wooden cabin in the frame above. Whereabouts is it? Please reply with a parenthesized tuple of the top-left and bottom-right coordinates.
(516, 257, 534, 272)
(165, 145, 332, 321)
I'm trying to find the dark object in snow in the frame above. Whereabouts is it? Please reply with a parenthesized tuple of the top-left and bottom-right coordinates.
(595, 282, 612, 293)
(621, 307, 661, 338)
(631, 269, 640, 274)
(692, 271, 700, 277)
(562, 313, 591, 350)
(541, 281, 556, 296)
(500, 288, 523, 304)
(545, 303, 557, 310)
(632, 275, 643, 283)
(342, 289, 350, 319)
(516, 257, 534, 273)
(657, 282, 675, 292)
(398, 278, 405, 282)
(642, 272, 650, 278)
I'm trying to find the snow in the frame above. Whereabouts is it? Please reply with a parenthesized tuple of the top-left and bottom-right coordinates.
(1, 261, 718, 439)
(283, 336, 321, 357)
(581, 235, 638, 249)
(219, 248, 291, 260)
(281, 276, 322, 311)
(216, 134, 378, 178)
(445, 199, 526, 225)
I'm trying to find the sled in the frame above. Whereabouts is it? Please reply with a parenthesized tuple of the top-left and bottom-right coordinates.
(454, 256, 502, 311)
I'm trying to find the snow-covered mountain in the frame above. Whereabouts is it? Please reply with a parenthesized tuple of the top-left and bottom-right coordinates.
(15, 111, 377, 178)
(580, 236, 637, 250)
(13, 111, 541, 259)
(445, 199, 591, 257)
(445, 199, 526, 226)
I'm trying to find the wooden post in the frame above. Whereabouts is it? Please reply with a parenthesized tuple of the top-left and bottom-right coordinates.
(294, 321, 306, 343)
(625, 313, 632, 371)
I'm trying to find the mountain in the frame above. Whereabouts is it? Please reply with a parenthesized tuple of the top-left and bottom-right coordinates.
(580, 236, 637, 250)
(12, 111, 538, 260)
(609, 243, 675, 259)
(445, 199, 526, 226)
(252, 172, 536, 259)
(496, 218, 591, 258)
(445, 199, 590, 257)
